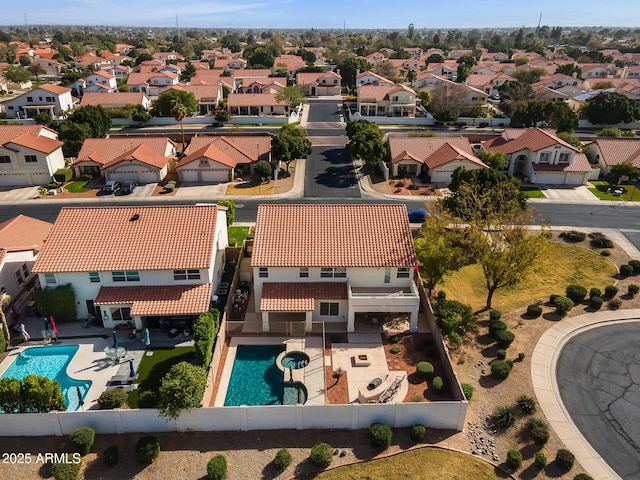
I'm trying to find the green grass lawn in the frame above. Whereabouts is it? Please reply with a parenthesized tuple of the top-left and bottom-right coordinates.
(65, 180, 93, 193)
(227, 226, 250, 246)
(589, 180, 640, 201)
(519, 186, 545, 198)
(440, 241, 617, 312)
(304, 447, 508, 480)
(128, 346, 195, 408)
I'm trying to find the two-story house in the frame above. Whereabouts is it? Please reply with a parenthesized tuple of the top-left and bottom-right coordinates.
(0, 125, 65, 186)
(167, 84, 224, 115)
(68, 71, 118, 95)
(482, 128, 592, 185)
(32, 205, 228, 329)
(356, 84, 417, 117)
(583, 138, 640, 177)
(251, 204, 420, 333)
(3, 84, 74, 119)
(227, 93, 287, 116)
(356, 71, 395, 88)
(127, 72, 179, 96)
(295, 71, 342, 96)
(272, 55, 307, 78)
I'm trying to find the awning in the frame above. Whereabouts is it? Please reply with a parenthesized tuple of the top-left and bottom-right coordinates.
(95, 284, 212, 316)
(260, 282, 347, 312)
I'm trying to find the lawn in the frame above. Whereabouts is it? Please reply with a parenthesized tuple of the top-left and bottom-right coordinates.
(227, 226, 250, 246)
(305, 447, 508, 480)
(128, 346, 195, 408)
(519, 186, 545, 198)
(440, 242, 617, 312)
(589, 180, 640, 201)
(65, 179, 93, 193)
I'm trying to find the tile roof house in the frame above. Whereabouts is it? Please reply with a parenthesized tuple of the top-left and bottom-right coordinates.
(167, 84, 224, 115)
(79, 92, 152, 110)
(356, 71, 395, 88)
(0, 125, 65, 186)
(0, 215, 53, 316)
(356, 84, 417, 117)
(251, 204, 420, 333)
(226, 93, 287, 116)
(584, 138, 640, 176)
(177, 135, 271, 182)
(273, 55, 307, 77)
(295, 71, 342, 96)
(71, 136, 176, 180)
(127, 72, 179, 96)
(3, 84, 74, 119)
(388, 135, 487, 182)
(32, 205, 228, 329)
(68, 70, 118, 95)
(483, 128, 592, 185)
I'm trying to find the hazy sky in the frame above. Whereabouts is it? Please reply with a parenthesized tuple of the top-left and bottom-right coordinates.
(5, 0, 640, 29)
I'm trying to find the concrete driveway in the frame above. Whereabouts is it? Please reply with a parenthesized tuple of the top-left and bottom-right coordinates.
(536, 185, 598, 202)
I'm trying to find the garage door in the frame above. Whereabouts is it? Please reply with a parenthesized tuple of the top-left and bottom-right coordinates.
(138, 171, 159, 184)
(31, 173, 51, 185)
(201, 169, 229, 183)
(108, 171, 139, 183)
(534, 172, 564, 184)
(0, 173, 30, 186)
(431, 170, 453, 183)
(179, 170, 199, 182)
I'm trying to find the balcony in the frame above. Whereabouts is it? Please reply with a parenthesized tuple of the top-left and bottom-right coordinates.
(347, 280, 419, 308)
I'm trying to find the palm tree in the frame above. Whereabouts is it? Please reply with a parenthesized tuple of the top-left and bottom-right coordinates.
(171, 99, 188, 153)
(0, 293, 12, 350)
(406, 68, 417, 86)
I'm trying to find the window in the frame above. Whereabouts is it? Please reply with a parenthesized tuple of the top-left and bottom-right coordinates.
(320, 267, 346, 278)
(299, 267, 309, 278)
(539, 152, 551, 163)
(125, 271, 140, 282)
(558, 153, 570, 163)
(111, 307, 131, 321)
(44, 273, 56, 285)
(15, 269, 24, 286)
(384, 268, 391, 284)
(173, 269, 201, 280)
(0, 156, 10, 164)
(258, 267, 268, 278)
(89, 272, 100, 283)
(320, 302, 339, 316)
(27, 96, 33, 102)
(334, 267, 346, 278)
(25, 155, 37, 163)
(320, 267, 333, 278)
(397, 267, 411, 278)
(22, 263, 29, 277)
(112, 271, 139, 282)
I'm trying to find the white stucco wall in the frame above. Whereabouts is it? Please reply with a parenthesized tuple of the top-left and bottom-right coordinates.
(0, 250, 37, 301)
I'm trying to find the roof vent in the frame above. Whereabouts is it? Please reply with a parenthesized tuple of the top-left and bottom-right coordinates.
(130, 214, 140, 222)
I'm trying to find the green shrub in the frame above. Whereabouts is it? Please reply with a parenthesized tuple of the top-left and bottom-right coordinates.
(506, 359, 514, 368)
(573, 475, 594, 480)
(432, 376, 446, 393)
(274, 448, 292, 472)
(589, 287, 602, 299)
(493, 404, 519, 428)
(390, 345, 401, 354)
(620, 264, 633, 277)
(137, 390, 158, 408)
(389, 335, 400, 344)
(549, 294, 560, 303)
(490, 359, 512, 379)
(496, 349, 506, 360)
(488, 320, 507, 337)
(461, 383, 474, 401)
(495, 329, 515, 348)
(207, 454, 227, 480)
(604, 285, 618, 298)
(416, 361, 434, 378)
(565, 285, 587, 303)
(506, 449, 523, 469)
(560, 230, 586, 242)
(164, 183, 175, 192)
(517, 395, 537, 415)
(489, 309, 501, 321)
(629, 259, 640, 273)
(53, 168, 73, 183)
(309, 443, 333, 468)
(135, 435, 160, 464)
(410, 424, 426, 442)
(554, 296, 574, 316)
(0, 329, 5, 353)
(534, 451, 547, 467)
(33, 283, 77, 323)
(217, 199, 236, 226)
(601, 249, 611, 256)
(527, 418, 550, 445)
(434, 298, 475, 341)
(103, 445, 119, 467)
(98, 388, 128, 409)
(527, 304, 542, 318)
(50, 460, 82, 480)
(518, 352, 525, 361)
(193, 309, 221, 368)
(370, 423, 393, 448)
(556, 449, 575, 471)
(70, 427, 94, 456)
(609, 298, 622, 309)
(589, 232, 614, 248)
(589, 297, 604, 309)
(628, 284, 640, 296)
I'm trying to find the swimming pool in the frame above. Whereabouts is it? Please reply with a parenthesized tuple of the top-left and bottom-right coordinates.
(224, 345, 285, 406)
(0, 345, 92, 412)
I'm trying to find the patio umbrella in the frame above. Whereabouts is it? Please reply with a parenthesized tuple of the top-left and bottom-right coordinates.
(129, 359, 136, 378)
(49, 316, 58, 334)
(76, 387, 84, 408)
(112, 330, 118, 349)
(143, 328, 150, 347)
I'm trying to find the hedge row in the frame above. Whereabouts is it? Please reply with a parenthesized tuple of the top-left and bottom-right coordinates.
(193, 309, 221, 367)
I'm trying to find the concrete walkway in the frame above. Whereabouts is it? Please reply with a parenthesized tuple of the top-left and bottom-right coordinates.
(531, 309, 640, 480)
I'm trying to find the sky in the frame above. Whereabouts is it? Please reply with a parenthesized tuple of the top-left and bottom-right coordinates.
(4, 0, 640, 30)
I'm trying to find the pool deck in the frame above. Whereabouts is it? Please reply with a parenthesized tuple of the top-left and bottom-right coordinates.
(214, 337, 325, 407)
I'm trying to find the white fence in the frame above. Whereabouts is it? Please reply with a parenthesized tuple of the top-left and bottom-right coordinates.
(0, 401, 467, 436)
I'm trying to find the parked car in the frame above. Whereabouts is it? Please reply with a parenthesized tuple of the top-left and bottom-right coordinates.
(102, 181, 121, 194)
(408, 209, 428, 223)
(121, 181, 137, 195)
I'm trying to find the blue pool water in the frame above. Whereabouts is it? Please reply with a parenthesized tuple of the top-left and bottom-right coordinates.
(224, 345, 285, 406)
(0, 345, 92, 412)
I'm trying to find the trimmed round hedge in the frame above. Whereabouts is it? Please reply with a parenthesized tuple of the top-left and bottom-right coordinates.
(135, 435, 160, 464)
(556, 449, 575, 471)
(274, 448, 292, 472)
(309, 443, 333, 468)
(70, 427, 94, 456)
(370, 423, 393, 448)
(207, 454, 227, 480)
(98, 389, 128, 409)
(527, 304, 542, 318)
(506, 449, 523, 469)
(488, 319, 508, 337)
(410, 424, 426, 442)
(490, 359, 512, 379)
(103, 445, 119, 467)
(495, 329, 515, 348)
(416, 361, 434, 378)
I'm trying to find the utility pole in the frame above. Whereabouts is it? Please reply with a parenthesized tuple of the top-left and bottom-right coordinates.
(176, 14, 180, 42)
(535, 12, 542, 42)
(24, 13, 31, 44)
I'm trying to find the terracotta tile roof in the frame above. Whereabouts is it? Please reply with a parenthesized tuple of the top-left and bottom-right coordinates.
(181, 136, 270, 168)
(102, 143, 170, 170)
(74, 137, 174, 166)
(169, 84, 220, 102)
(94, 284, 212, 316)
(80, 92, 149, 107)
(296, 71, 341, 86)
(591, 138, 640, 167)
(252, 204, 417, 268)
(260, 282, 348, 311)
(389, 136, 485, 168)
(0, 214, 52, 254)
(485, 128, 579, 154)
(32, 205, 219, 273)
(38, 84, 71, 95)
(6, 131, 63, 154)
(234, 69, 279, 79)
(180, 143, 237, 168)
(0, 125, 57, 149)
(273, 55, 306, 70)
(531, 153, 592, 173)
(92, 70, 115, 79)
(227, 93, 281, 107)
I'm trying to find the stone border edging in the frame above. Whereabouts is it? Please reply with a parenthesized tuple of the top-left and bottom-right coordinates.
(531, 308, 640, 480)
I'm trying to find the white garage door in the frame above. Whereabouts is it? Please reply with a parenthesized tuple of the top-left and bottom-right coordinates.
(138, 171, 159, 184)
(0, 173, 30, 186)
(179, 170, 199, 182)
(108, 171, 139, 183)
(31, 173, 51, 185)
(431, 170, 453, 183)
(565, 173, 586, 185)
(534, 172, 564, 184)
(201, 169, 229, 183)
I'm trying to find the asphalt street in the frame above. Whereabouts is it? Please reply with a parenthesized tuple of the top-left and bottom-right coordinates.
(556, 322, 640, 479)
